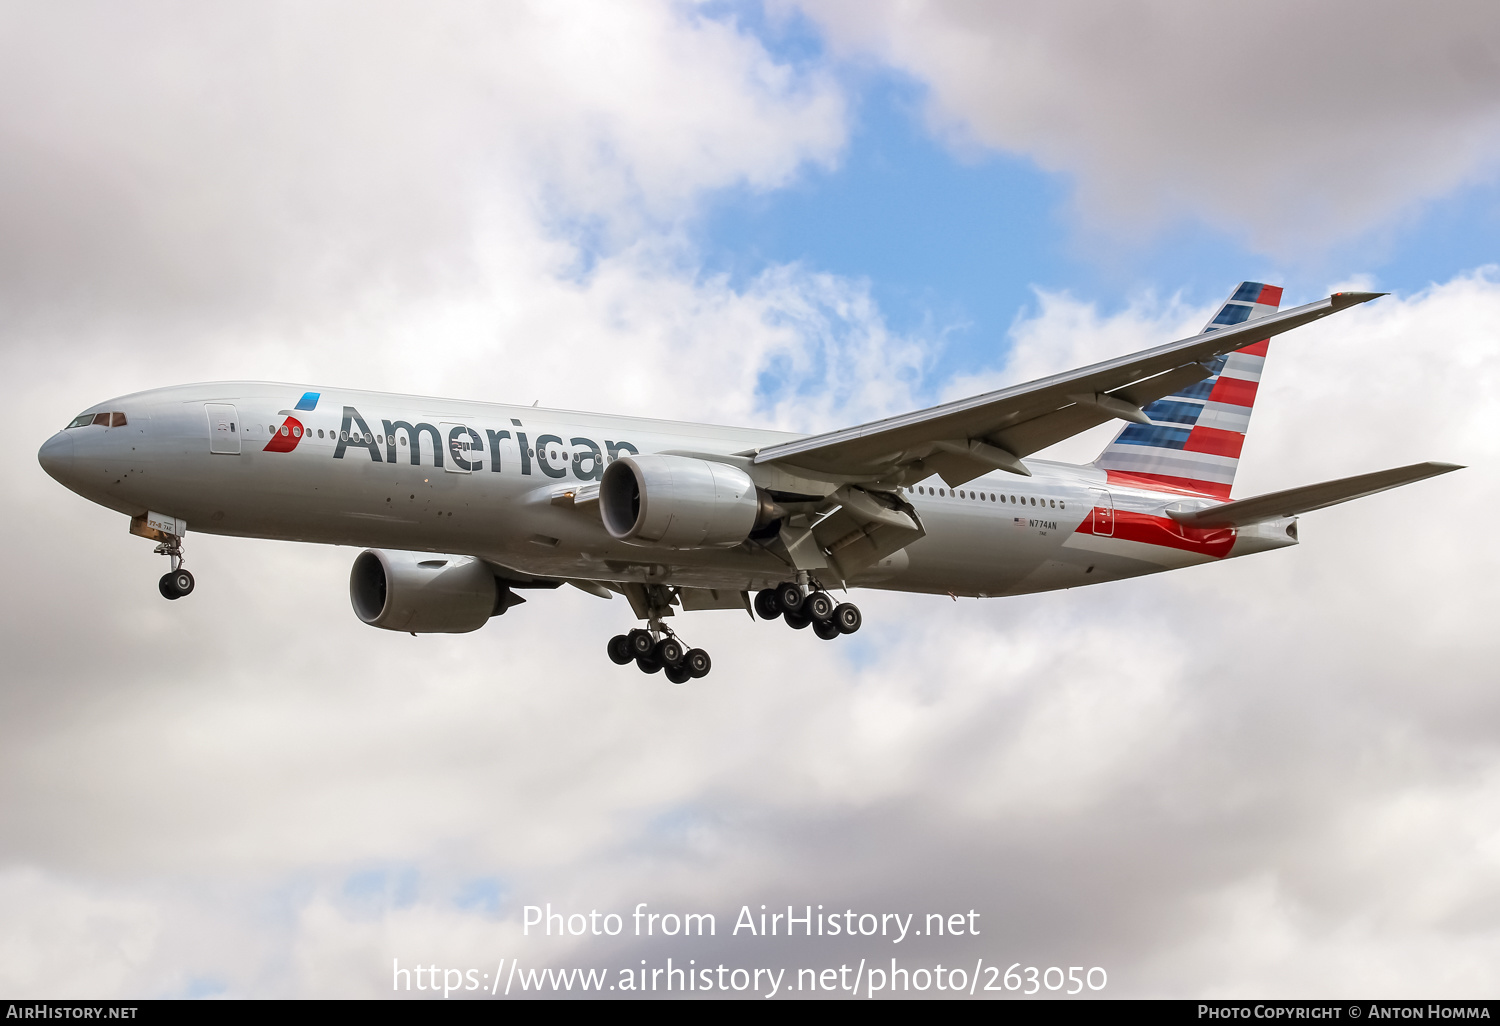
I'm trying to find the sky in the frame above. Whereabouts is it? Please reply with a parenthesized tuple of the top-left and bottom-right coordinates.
(2, 0, 1499, 1000)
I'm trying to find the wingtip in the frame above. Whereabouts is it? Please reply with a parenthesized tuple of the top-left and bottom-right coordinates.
(1329, 290, 1388, 308)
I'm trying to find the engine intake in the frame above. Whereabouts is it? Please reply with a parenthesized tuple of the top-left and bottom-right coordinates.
(600, 454, 760, 548)
(350, 549, 509, 633)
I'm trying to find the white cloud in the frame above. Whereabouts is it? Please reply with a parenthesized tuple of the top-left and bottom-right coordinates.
(795, 0, 1500, 251)
(0, 0, 845, 329)
(0, 870, 160, 997)
(3, 0, 1499, 1000)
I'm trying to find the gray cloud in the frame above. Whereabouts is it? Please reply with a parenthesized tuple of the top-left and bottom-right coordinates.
(5, 275, 1496, 997)
(795, 0, 1500, 251)
(1, 1, 1496, 1001)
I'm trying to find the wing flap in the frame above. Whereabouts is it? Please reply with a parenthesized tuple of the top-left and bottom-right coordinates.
(1168, 462, 1463, 528)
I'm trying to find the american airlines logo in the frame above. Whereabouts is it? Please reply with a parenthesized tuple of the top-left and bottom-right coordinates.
(261, 390, 319, 454)
(324, 405, 637, 481)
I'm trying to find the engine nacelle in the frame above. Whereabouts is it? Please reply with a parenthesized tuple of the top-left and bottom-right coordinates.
(600, 454, 759, 548)
(349, 549, 508, 633)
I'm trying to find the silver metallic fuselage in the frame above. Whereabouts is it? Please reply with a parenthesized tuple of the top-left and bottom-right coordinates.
(37, 382, 1297, 600)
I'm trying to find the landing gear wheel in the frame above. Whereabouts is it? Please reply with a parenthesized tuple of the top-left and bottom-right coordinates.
(636, 655, 662, 674)
(805, 592, 835, 621)
(784, 612, 810, 630)
(665, 664, 692, 685)
(627, 629, 656, 658)
(683, 648, 711, 679)
(813, 618, 841, 640)
(607, 634, 633, 665)
(774, 582, 804, 614)
(158, 569, 194, 600)
(754, 588, 782, 620)
(833, 603, 862, 635)
(654, 637, 685, 668)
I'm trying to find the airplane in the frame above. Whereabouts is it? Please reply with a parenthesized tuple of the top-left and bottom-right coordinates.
(37, 283, 1460, 684)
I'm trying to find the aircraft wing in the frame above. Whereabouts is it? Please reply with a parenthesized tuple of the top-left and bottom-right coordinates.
(1167, 462, 1463, 528)
(752, 291, 1384, 487)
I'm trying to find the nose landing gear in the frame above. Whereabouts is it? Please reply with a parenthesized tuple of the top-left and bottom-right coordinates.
(755, 584, 860, 642)
(152, 530, 194, 600)
(607, 624, 712, 684)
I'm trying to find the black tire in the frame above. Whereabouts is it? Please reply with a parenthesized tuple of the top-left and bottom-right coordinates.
(784, 612, 810, 630)
(654, 637, 685, 667)
(171, 569, 194, 597)
(813, 618, 841, 640)
(665, 664, 692, 685)
(754, 588, 782, 620)
(636, 655, 662, 674)
(628, 629, 655, 658)
(805, 592, 835, 621)
(683, 648, 711, 678)
(833, 603, 862, 635)
(775, 582, 804, 613)
(607, 635, 633, 665)
(158, 573, 179, 601)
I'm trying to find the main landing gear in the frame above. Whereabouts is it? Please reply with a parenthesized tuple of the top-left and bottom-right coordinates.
(154, 533, 194, 600)
(754, 583, 861, 640)
(607, 626, 712, 684)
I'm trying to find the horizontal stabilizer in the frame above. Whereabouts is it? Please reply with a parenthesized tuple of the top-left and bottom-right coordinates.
(1168, 462, 1463, 528)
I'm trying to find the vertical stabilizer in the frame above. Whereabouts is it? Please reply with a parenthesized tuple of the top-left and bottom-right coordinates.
(1093, 282, 1283, 498)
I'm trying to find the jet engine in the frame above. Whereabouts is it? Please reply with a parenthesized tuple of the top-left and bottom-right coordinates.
(349, 549, 514, 633)
(600, 454, 762, 548)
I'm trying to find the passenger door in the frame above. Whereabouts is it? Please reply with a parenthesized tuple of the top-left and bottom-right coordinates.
(1089, 487, 1115, 536)
(205, 403, 241, 455)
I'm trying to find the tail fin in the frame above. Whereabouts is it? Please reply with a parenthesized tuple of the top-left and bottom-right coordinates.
(1093, 282, 1284, 498)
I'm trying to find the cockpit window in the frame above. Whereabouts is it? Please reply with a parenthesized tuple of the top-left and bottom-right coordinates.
(66, 411, 128, 429)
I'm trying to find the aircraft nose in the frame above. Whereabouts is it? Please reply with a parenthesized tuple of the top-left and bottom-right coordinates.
(37, 431, 75, 484)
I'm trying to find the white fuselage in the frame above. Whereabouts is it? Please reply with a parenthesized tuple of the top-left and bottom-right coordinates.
(37, 382, 1298, 600)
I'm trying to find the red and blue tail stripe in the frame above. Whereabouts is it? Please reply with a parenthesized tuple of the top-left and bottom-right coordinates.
(1093, 283, 1281, 499)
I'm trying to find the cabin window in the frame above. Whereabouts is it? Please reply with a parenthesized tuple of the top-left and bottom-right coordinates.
(400, 437, 407, 446)
(340, 431, 348, 441)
